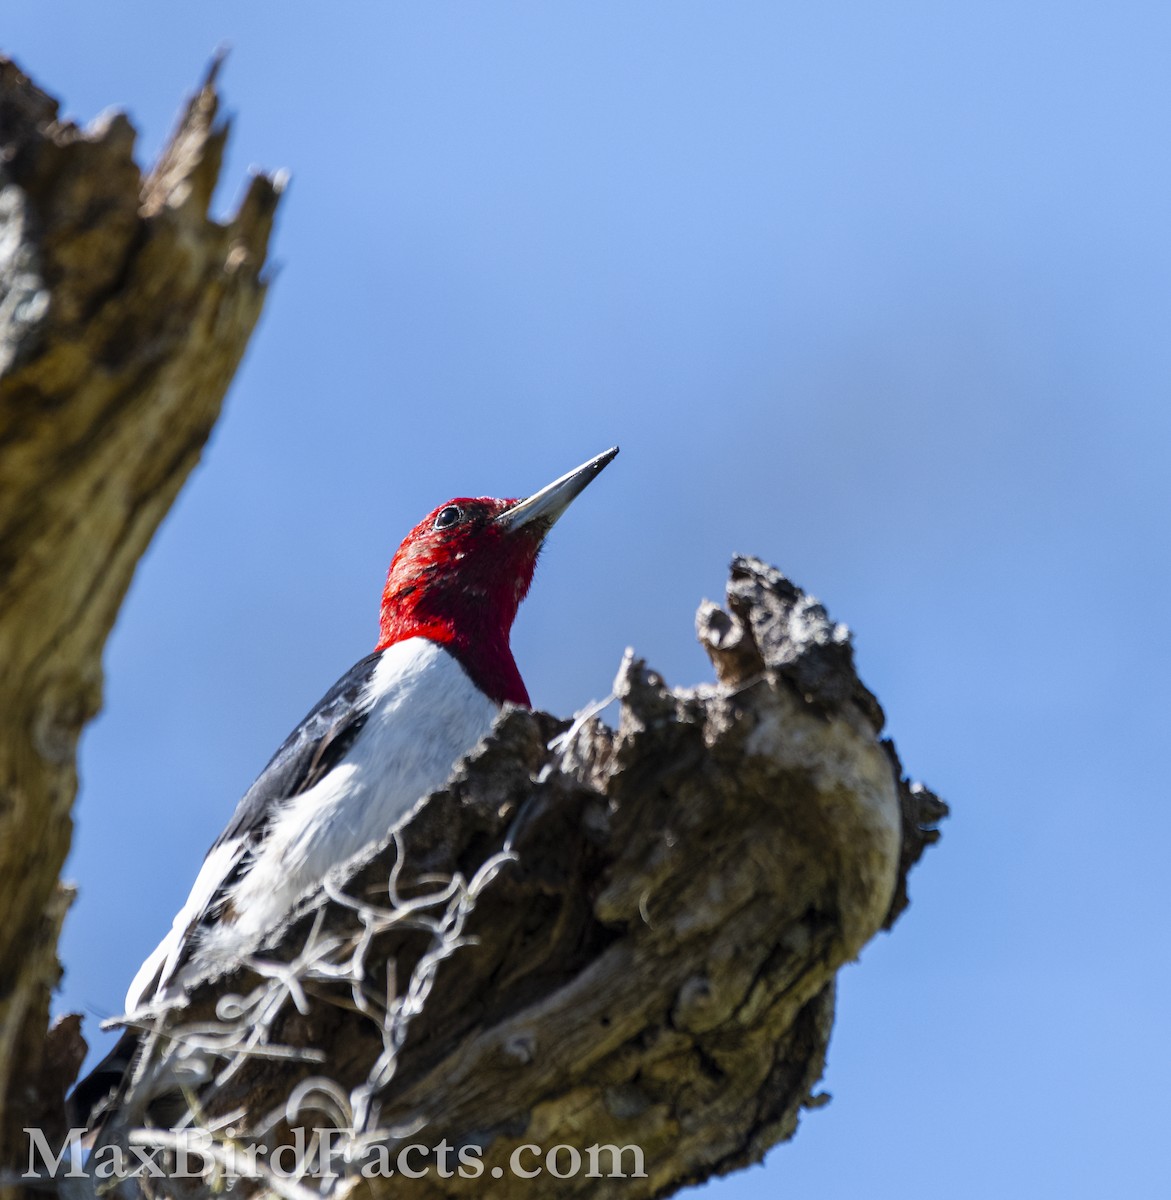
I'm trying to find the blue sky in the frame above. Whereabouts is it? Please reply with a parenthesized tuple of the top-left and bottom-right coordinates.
(8, 3, 1170, 1196)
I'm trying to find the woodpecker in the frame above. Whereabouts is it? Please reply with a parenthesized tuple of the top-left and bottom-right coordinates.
(72, 446, 617, 1126)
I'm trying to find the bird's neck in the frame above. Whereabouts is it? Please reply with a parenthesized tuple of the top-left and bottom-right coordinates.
(376, 612, 530, 708)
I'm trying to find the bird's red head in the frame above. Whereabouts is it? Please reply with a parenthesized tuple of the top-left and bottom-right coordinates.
(376, 448, 618, 707)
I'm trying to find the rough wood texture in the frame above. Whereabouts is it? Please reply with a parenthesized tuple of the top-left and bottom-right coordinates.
(111, 557, 945, 1199)
(0, 53, 946, 1200)
(0, 55, 281, 1176)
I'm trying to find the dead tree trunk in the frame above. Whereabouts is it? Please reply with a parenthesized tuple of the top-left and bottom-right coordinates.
(94, 560, 945, 1200)
(0, 55, 946, 1200)
(0, 57, 282, 1180)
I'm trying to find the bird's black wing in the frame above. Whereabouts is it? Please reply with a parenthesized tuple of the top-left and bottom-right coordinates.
(212, 649, 384, 851)
(128, 650, 385, 1007)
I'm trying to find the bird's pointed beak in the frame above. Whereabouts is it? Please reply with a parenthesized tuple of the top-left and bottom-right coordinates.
(497, 446, 619, 535)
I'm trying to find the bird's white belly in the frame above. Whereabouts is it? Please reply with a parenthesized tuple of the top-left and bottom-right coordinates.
(207, 639, 499, 952)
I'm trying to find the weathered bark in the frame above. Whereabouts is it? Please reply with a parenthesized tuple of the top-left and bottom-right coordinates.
(101, 558, 945, 1200)
(0, 53, 946, 1200)
(0, 56, 282, 1176)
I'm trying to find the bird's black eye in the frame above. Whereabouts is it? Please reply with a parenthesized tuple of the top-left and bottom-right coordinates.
(433, 505, 463, 531)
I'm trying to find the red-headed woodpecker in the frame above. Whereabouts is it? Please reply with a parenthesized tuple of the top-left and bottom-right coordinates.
(123, 446, 618, 1013)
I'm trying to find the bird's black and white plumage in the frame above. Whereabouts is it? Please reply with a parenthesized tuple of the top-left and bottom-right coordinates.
(127, 637, 499, 1012)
